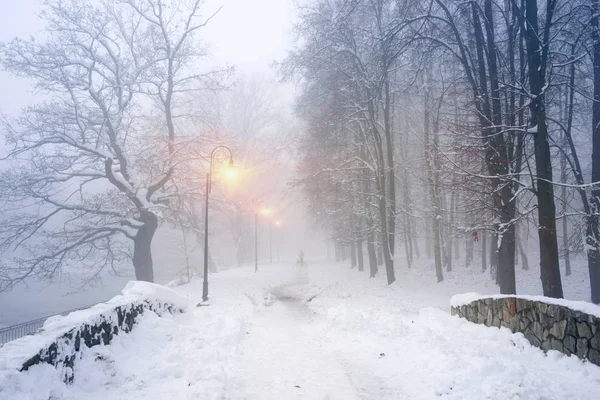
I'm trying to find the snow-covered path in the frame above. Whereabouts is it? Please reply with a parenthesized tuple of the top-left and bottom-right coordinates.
(3, 261, 600, 400)
(230, 280, 358, 399)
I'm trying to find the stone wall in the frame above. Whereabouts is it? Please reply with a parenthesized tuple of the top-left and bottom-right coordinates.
(451, 296, 600, 366)
(0, 281, 188, 384)
(20, 300, 183, 383)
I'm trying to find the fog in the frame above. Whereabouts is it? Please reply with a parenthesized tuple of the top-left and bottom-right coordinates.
(0, 0, 599, 333)
(0, 0, 319, 328)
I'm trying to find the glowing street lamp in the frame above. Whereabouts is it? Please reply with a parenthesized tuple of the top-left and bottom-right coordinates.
(202, 145, 235, 303)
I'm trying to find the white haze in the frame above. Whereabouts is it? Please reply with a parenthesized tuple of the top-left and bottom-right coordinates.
(0, 0, 320, 328)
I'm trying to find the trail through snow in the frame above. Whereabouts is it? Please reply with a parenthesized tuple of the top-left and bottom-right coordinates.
(3, 261, 600, 400)
(230, 279, 358, 399)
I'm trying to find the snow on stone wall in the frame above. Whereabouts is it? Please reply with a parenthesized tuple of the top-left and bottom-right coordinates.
(451, 295, 600, 366)
(0, 281, 190, 383)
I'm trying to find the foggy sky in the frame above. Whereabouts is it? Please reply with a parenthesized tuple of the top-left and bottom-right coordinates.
(0, 0, 298, 116)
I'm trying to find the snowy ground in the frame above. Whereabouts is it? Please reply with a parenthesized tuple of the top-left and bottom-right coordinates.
(2, 259, 600, 399)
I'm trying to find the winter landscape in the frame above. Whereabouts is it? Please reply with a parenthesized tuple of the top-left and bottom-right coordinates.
(1, 0, 600, 399)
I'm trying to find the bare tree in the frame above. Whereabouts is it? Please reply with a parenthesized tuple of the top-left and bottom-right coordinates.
(0, 0, 226, 289)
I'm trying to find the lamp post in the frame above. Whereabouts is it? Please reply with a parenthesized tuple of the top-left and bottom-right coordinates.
(202, 145, 234, 303)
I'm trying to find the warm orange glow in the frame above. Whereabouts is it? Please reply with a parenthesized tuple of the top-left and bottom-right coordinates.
(275, 220, 282, 227)
(259, 207, 272, 215)
(215, 162, 240, 187)
(225, 166, 237, 181)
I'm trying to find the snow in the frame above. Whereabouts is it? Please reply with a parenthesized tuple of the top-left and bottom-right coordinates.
(1, 261, 600, 399)
(0, 274, 132, 329)
(0, 281, 190, 371)
(451, 292, 600, 318)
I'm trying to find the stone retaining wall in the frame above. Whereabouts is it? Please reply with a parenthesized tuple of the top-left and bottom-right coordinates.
(451, 296, 600, 366)
(0, 281, 188, 384)
(20, 299, 183, 382)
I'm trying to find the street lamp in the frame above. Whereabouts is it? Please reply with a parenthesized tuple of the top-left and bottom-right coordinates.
(202, 145, 235, 303)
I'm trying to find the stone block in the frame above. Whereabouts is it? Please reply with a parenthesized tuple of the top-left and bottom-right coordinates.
(590, 333, 600, 350)
(541, 340, 552, 352)
(550, 338, 563, 352)
(577, 322, 593, 339)
(577, 338, 589, 359)
(566, 319, 577, 337)
(492, 316, 501, 327)
(540, 313, 555, 329)
(564, 335, 576, 355)
(524, 330, 542, 348)
(549, 320, 567, 340)
(588, 348, 600, 366)
(532, 322, 544, 341)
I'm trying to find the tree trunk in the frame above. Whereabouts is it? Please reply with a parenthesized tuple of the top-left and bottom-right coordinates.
(523, 0, 563, 298)
(466, 232, 474, 268)
(490, 230, 499, 283)
(357, 239, 364, 272)
(133, 210, 158, 282)
(481, 231, 487, 273)
(367, 228, 378, 277)
(350, 241, 357, 269)
(483, 0, 516, 294)
(560, 90, 571, 276)
(590, 0, 600, 303)
(424, 76, 443, 282)
(518, 225, 529, 271)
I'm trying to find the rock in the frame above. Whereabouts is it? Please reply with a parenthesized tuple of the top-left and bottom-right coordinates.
(588, 348, 600, 366)
(577, 322, 593, 339)
(576, 338, 589, 359)
(540, 313, 555, 329)
(492, 316, 501, 327)
(590, 333, 600, 350)
(520, 318, 531, 331)
(549, 320, 567, 340)
(541, 340, 552, 352)
(539, 303, 548, 314)
(524, 331, 542, 348)
(550, 338, 563, 352)
(564, 335, 576, 355)
(532, 322, 544, 341)
(566, 319, 577, 337)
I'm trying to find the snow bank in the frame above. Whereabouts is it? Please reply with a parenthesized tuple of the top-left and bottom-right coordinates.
(0, 281, 190, 381)
(452, 292, 600, 367)
(451, 292, 600, 318)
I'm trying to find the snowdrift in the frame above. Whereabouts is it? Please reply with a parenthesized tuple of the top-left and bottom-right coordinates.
(0, 281, 190, 383)
(452, 293, 600, 366)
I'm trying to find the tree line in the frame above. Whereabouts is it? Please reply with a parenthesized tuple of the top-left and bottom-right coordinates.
(283, 0, 600, 303)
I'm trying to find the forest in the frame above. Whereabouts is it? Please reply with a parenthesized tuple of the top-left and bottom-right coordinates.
(284, 0, 600, 302)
